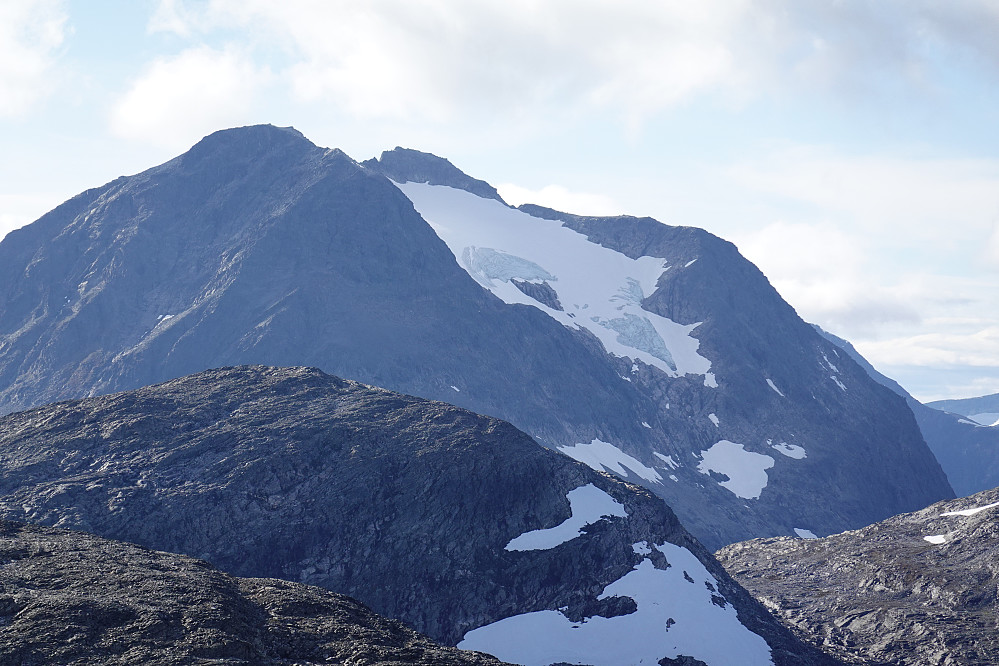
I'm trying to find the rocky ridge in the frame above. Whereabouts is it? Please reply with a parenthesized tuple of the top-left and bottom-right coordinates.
(716, 486, 999, 665)
(0, 365, 837, 665)
(0, 520, 506, 665)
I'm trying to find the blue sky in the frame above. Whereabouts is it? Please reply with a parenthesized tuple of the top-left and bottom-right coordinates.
(3, 0, 999, 401)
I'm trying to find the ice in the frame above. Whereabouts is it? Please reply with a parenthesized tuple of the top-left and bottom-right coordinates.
(765, 378, 785, 397)
(697, 440, 775, 500)
(653, 452, 680, 469)
(770, 442, 807, 459)
(941, 500, 999, 517)
(559, 439, 663, 484)
(923, 534, 947, 544)
(396, 182, 713, 380)
(708, 413, 719, 427)
(506, 483, 627, 551)
(831, 375, 847, 391)
(793, 528, 818, 539)
(460, 541, 774, 666)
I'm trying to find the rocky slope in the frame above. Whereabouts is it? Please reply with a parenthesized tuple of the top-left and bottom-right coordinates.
(0, 124, 951, 548)
(716, 487, 999, 665)
(0, 365, 836, 666)
(0, 519, 506, 665)
(818, 327, 999, 497)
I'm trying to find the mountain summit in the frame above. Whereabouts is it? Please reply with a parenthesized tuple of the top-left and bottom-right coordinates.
(0, 125, 952, 548)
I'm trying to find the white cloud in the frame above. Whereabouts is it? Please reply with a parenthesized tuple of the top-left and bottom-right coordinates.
(0, 0, 68, 117)
(144, 0, 999, 132)
(496, 183, 621, 216)
(109, 46, 271, 150)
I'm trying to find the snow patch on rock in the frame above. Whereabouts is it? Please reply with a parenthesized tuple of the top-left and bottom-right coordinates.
(770, 441, 807, 459)
(697, 441, 775, 500)
(923, 534, 947, 545)
(558, 439, 663, 484)
(765, 378, 784, 397)
(794, 528, 818, 539)
(941, 500, 999, 517)
(460, 541, 774, 666)
(506, 483, 627, 551)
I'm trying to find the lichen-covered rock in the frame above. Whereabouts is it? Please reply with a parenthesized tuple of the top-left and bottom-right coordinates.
(717, 487, 999, 665)
(0, 520, 506, 665)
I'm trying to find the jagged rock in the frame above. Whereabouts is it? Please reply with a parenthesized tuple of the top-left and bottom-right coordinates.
(0, 365, 837, 665)
(0, 520, 505, 665)
(716, 487, 999, 665)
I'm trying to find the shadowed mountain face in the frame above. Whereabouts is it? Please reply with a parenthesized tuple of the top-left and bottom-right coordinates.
(0, 365, 837, 666)
(817, 327, 999, 497)
(0, 124, 951, 548)
(717, 486, 999, 666)
(0, 520, 507, 666)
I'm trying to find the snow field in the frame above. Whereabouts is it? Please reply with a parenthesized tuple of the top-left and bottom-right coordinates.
(396, 182, 713, 380)
(460, 541, 774, 666)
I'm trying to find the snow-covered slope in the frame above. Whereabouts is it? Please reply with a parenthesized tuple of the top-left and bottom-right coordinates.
(396, 182, 712, 381)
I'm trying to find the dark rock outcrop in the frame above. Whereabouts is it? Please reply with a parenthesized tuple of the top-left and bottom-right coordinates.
(0, 520, 506, 665)
(363, 147, 505, 201)
(717, 487, 999, 665)
(0, 365, 837, 665)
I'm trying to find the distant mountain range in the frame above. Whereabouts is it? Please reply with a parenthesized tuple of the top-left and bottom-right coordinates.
(0, 365, 836, 666)
(928, 392, 999, 426)
(0, 124, 952, 550)
(717, 484, 999, 666)
(817, 327, 999, 497)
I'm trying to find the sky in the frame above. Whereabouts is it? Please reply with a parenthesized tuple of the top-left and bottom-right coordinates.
(2, 0, 999, 401)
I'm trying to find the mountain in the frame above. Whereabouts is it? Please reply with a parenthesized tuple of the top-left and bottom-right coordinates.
(817, 327, 999, 497)
(716, 486, 999, 666)
(0, 124, 952, 548)
(927, 392, 999, 426)
(0, 520, 506, 666)
(0, 365, 837, 666)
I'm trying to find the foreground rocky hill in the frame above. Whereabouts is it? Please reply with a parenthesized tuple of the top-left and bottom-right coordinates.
(0, 124, 951, 549)
(0, 365, 837, 665)
(0, 520, 505, 665)
(717, 487, 999, 665)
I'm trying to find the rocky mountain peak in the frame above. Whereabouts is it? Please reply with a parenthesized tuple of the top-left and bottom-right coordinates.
(364, 147, 505, 202)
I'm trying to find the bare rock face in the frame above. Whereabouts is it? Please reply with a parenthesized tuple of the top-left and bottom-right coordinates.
(716, 487, 999, 666)
(0, 124, 951, 551)
(0, 365, 837, 665)
(0, 520, 507, 666)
